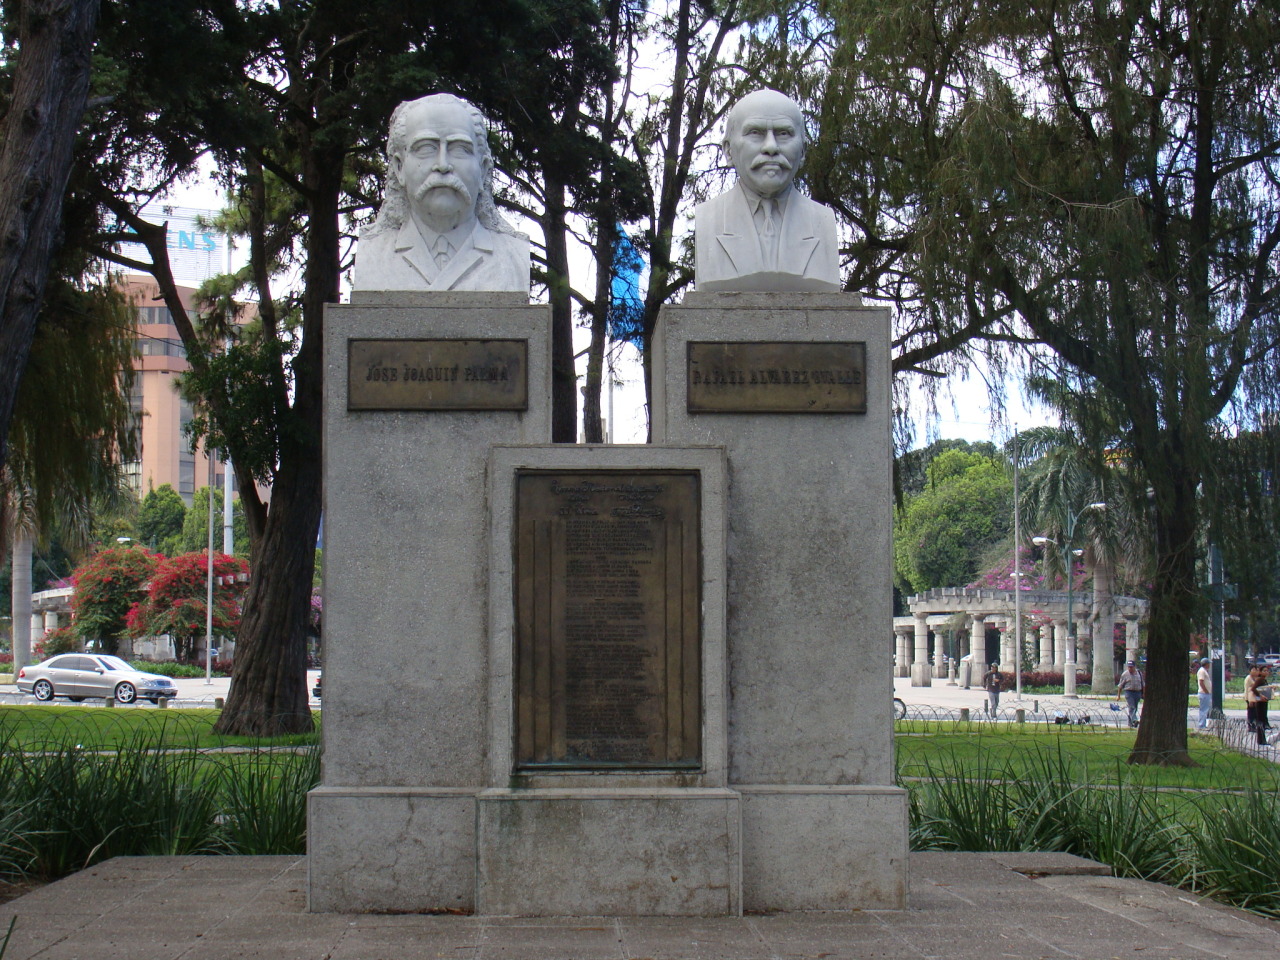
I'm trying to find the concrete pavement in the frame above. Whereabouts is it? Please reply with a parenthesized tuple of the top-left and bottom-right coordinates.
(2, 853, 1277, 959)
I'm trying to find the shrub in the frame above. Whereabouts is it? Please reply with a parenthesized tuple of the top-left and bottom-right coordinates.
(129, 659, 231, 679)
(40, 626, 80, 656)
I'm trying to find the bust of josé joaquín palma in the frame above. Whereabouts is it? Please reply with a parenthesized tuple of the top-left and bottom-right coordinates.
(694, 89, 841, 293)
(353, 93, 530, 293)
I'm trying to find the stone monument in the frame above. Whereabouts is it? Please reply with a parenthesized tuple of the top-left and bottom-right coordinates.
(310, 89, 906, 917)
(694, 88, 840, 292)
(352, 93, 529, 292)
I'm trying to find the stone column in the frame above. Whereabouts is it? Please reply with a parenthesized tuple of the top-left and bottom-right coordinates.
(30, 613, 44, 643)
(1125, 617, 1140, 666)
(912, 613, 932, 687)
(651, 290, 906, 912)
(1037, 623, 1053, 670)
(310, 291, 551, 915)
(1053, 619, 1067, 670)
(894, 627, 911, 678)
(1001, 620, 1017, 672)
(43, 611, 59, 632)
(969, 615, 987, 673)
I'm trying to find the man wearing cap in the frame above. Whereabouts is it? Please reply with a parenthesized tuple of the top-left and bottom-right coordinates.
(1196, 657, 1212, 729)
(1116, 660, 1144, 728)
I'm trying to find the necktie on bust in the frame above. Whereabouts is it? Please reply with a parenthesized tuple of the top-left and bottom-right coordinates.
(433, 235, 453, 268)
(759, 198, 780, 269)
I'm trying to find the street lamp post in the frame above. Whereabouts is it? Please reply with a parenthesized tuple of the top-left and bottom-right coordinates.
(1033, 502, 1105, 699)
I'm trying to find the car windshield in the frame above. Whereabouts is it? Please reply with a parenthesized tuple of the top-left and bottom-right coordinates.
(93, 655, 133, 672)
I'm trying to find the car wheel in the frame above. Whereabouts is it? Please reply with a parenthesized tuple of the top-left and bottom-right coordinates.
(68, 697, 85, 703)
(32, 679, 54, 701)
(114, 681, 137, 704)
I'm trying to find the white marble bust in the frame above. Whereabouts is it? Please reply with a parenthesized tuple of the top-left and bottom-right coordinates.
(694, 89, 840, 292)
(354, 94, 530, 292)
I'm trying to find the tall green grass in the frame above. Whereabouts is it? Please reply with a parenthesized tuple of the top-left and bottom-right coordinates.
(0, 714, 318, 882)
(902, 733, 1280, 918)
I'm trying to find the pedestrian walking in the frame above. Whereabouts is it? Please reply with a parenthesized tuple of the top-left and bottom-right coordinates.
(1116, 660, 1144, 728)
(1244, 664, 1273, 746)
(1196, 658, 1212, 729)
(982, 663, 1002, 717)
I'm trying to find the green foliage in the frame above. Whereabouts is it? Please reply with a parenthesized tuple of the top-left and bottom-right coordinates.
(128, 660, 229, 679)
(899, 727, 1280, 917)
(176, 487, 249, 556)
(69, 546, 160, 655)
(135, 484, 186, 555)
(0, 713, 320, 880)
(40, 626, 78, 656)
(894, 450, 1012, 594)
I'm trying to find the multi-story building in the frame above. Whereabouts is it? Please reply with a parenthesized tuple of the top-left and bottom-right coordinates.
(120, 273, 226, 504)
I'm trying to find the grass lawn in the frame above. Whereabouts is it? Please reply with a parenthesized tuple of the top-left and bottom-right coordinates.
(895, 723, 1279, 791)
(0, 705, 320, 750)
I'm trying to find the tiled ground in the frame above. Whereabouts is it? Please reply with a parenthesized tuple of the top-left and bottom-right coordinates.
(1, 853, 1276, 960)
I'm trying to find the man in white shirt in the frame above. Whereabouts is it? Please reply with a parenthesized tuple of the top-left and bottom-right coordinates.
(1196, 657, 1212, 729)
(694, 89, 840, 292)
(354, 94, 529, 292)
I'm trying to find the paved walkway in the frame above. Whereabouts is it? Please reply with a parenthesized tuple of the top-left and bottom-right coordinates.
(1, 853, 1276, 959)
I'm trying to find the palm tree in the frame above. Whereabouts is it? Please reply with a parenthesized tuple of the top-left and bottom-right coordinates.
(2, 279, 138, 670)
(1016, 426, 1149, 685)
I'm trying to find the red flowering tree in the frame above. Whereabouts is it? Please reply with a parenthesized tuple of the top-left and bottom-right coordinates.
(127, 553, 249, 663)
(71, 546, 161, 655)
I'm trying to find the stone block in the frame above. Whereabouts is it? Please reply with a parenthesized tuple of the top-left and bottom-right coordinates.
(476, 788, 741, 915)
(321, 295, 549, 789)
(307, 787, 476, 913)
(738, 786, 908, 911)
(652, 292, 895, 787)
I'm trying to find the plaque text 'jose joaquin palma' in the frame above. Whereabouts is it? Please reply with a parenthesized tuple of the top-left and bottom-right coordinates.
(515, 471, 701, 770)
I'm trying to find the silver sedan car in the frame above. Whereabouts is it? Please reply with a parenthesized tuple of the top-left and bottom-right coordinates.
(16, 654, 178, 704)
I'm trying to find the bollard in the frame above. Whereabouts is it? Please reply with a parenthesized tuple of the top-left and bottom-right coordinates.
(960, 707, 970, 721)
(104, 697, 115, 708)
(157, 697, 169, 709)
(1033, 699, 1039, 713)
(214, 697, 225, 710)
(1016, 708, 1025, 724)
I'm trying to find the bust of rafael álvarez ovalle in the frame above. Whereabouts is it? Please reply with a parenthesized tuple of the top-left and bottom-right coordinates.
(694, 89, 840, 292)
(353, 94, 530, 292)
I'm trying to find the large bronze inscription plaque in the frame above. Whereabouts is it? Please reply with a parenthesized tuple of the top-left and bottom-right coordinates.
(515, 471, 701, 770)
(347, 338, 527, 411)
(687, 341, 866, 413)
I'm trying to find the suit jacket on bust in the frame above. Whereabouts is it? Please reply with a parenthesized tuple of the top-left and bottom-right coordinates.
(694, 183, 840, 292)
(353, 219, 530, 292)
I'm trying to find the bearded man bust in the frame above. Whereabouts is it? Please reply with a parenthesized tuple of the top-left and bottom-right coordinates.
(353, 93, 529, 292)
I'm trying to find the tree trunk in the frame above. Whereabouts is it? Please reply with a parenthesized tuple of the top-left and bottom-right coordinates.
(1089, 554, 1116, 686)
(0, 0, 100, 471)
(11, 527, 32, 670)
(1129, 469, 1197, 765)
(212, 150, 338, 737)
(582, 225, 613, 444)
(542, 174, 578, 443)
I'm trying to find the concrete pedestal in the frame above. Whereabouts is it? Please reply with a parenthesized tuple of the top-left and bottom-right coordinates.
(652, 292, 908, 910)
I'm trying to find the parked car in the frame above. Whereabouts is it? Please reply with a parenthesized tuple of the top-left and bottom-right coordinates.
(312, 675, 322, 698)
(16, 654, 179, 704)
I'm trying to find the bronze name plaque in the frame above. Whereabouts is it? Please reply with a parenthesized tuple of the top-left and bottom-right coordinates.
(687, 341, 867, 413)
(347, 338, 528, 411)
(515, 471, 701, 770)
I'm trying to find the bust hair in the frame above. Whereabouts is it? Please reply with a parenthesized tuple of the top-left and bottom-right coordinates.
(365, 93, 522, 239)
